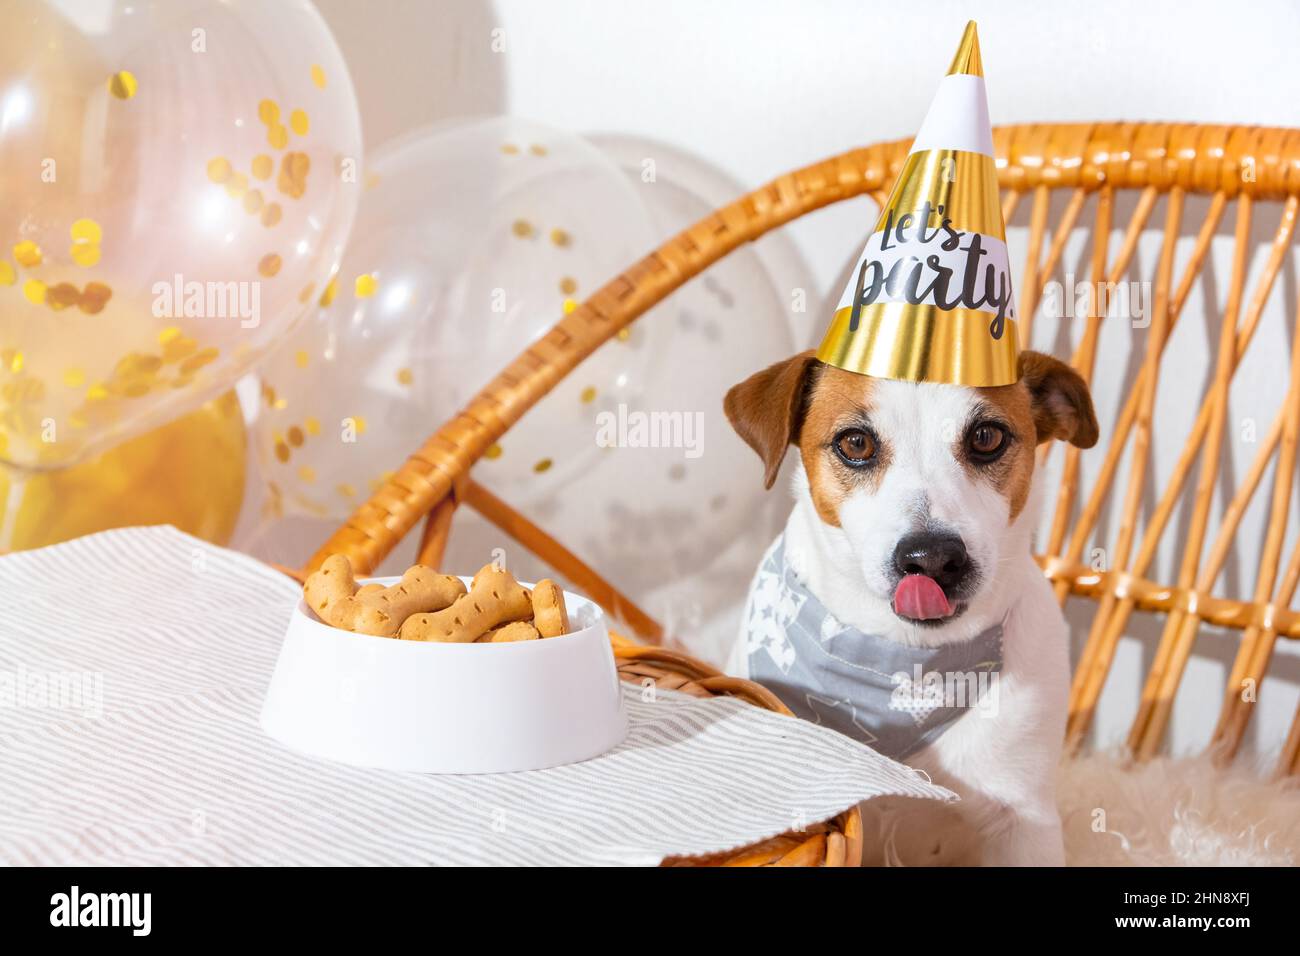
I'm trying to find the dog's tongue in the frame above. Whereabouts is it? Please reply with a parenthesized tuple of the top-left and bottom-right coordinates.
(893, 574, 952, 621)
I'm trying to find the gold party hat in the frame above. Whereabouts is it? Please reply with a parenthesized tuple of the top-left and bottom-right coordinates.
(816, 21, 1019, 386)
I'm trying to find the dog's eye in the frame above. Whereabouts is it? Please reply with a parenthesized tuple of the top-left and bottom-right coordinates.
(833, 428, 876, 465)
(967, 422, 1009, 461)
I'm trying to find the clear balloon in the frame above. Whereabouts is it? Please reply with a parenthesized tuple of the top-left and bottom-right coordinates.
(481, 136, 804, 634)
(0, 0, 361, 471)
(254, 117, 663, 521)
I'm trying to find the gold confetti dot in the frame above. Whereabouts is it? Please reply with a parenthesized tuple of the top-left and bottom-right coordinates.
(71, 218, 103, 244)
(616, 327, 632, 342)
(108, 70, 137, 100)
(305, 416, 321, 436)
(258, 253, 282, 277)
(268, 124, 289, 150)
(354, 273, 377, 297)
(511, 219, 534, 238)
(396, 367, 413, 386)
(311, 64, 327, 89)
(258, 99, 280, 125)
(79, 281, 112, 314)
(224, 172, 248, 199)
(549, 228, 570, 247)
(297, 282, 315, 304)
(294, 350, 309, 369)
(206, 157, 232, 184)
(274, 441, 290, 463)
(62, 368, 86, 388)
(580, 385, 597, 404)
(13, 240, 41, 268)
(242, 189, 264, 214)
(47, 282, 80, 309)
(251, 154, 273, 180)
(298, 465, 316, 483)
(529, 143, 548, 156)
(353, 415, 367, 435)
(484, 442, 503, 460)
(336, 483, 356, 498)
(0, 261, 14, 285)
(158, 326, 182, 345)
(533, 457, 553, 474)
(277, 151, 310, 198)
(260, 203, 282, 228)
(289, 108, 309, 136)
(7, 350, 24, 372)
(319, 277, 339, 306)
(116, 352, 162, 376)
(22, 279, 46, 305)
(287, 425, 305, 447)
(559, 276, 577, 295)
(70, 242, 100, 267)
(179, 346, 219, 375)
(86, 383, 108, 401)
(501, 143, 520, 155)
(562, 298, 577, 314)
(161, 335, 197, 363)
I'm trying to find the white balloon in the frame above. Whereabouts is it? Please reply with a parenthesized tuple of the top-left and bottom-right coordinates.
(254, 116, 664, 521)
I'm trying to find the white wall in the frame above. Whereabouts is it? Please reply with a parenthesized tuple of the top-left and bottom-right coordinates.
(305, 0, 1300, 759)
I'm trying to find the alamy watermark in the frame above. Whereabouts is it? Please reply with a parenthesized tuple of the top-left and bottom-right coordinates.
(595, 403, 704, 459)
(152, 273, 260, 328)
(0, 665, 103, 717)
(890, 666, 1000, 718)
(1039, 272, 1151, 328)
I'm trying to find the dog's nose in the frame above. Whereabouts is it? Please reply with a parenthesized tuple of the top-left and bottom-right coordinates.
(892, 532, 970, 586)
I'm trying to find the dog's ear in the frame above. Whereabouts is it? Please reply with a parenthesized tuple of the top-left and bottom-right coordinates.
(1019, 350, 1099, 448)
(724, 350, 820, 489)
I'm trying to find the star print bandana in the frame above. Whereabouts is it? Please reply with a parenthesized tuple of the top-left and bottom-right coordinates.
(744, 536, 1003, 760)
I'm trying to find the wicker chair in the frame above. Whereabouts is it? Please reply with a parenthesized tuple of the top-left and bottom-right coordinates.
(291, 122, 1300, 865)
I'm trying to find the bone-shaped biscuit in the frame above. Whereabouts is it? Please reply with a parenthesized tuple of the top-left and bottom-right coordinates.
(477, 621, 540, 643)
(530, 579, 570, 638)
(399, 563, 532, 642)
(303, 554, 466, 637)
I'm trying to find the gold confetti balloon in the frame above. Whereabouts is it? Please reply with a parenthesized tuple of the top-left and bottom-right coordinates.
(0, 0, 362, 473)
(0, 390, 246, 551)
(254, 117, 666, 521)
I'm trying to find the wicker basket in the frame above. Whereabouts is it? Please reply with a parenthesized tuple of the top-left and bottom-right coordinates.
(283, 121, 1300, 864)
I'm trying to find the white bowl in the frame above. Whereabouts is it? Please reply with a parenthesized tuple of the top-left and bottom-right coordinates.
(260, 577, 628, 773)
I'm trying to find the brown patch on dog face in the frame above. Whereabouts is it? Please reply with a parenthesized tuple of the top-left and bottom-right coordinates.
(962, 382, 1038, 521)
(957, 352, 1100, 523)
(796, 365, 888, 527)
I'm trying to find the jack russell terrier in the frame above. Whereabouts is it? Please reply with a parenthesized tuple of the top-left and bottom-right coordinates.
(724, 349, 1098, 865)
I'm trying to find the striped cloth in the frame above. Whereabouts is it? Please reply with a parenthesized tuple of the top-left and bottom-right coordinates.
(0, 526, 951, 866)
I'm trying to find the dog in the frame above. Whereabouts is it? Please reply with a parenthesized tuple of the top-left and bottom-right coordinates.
(723, 349, 1098, 865)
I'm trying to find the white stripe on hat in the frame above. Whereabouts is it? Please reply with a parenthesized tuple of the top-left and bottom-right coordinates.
(908, 74, 994, 157)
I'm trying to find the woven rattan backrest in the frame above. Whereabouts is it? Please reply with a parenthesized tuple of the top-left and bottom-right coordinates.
(307, 122, 1300, 771)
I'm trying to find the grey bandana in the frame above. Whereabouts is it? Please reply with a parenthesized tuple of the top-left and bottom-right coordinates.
(745, 536, 1003, 760)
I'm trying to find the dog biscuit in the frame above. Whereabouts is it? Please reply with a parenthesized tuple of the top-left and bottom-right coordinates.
(303, 554, 466, 637)
(530, 579, 570, 638)
(399, 563, 532, 642)
(478, 621, 540, 643)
